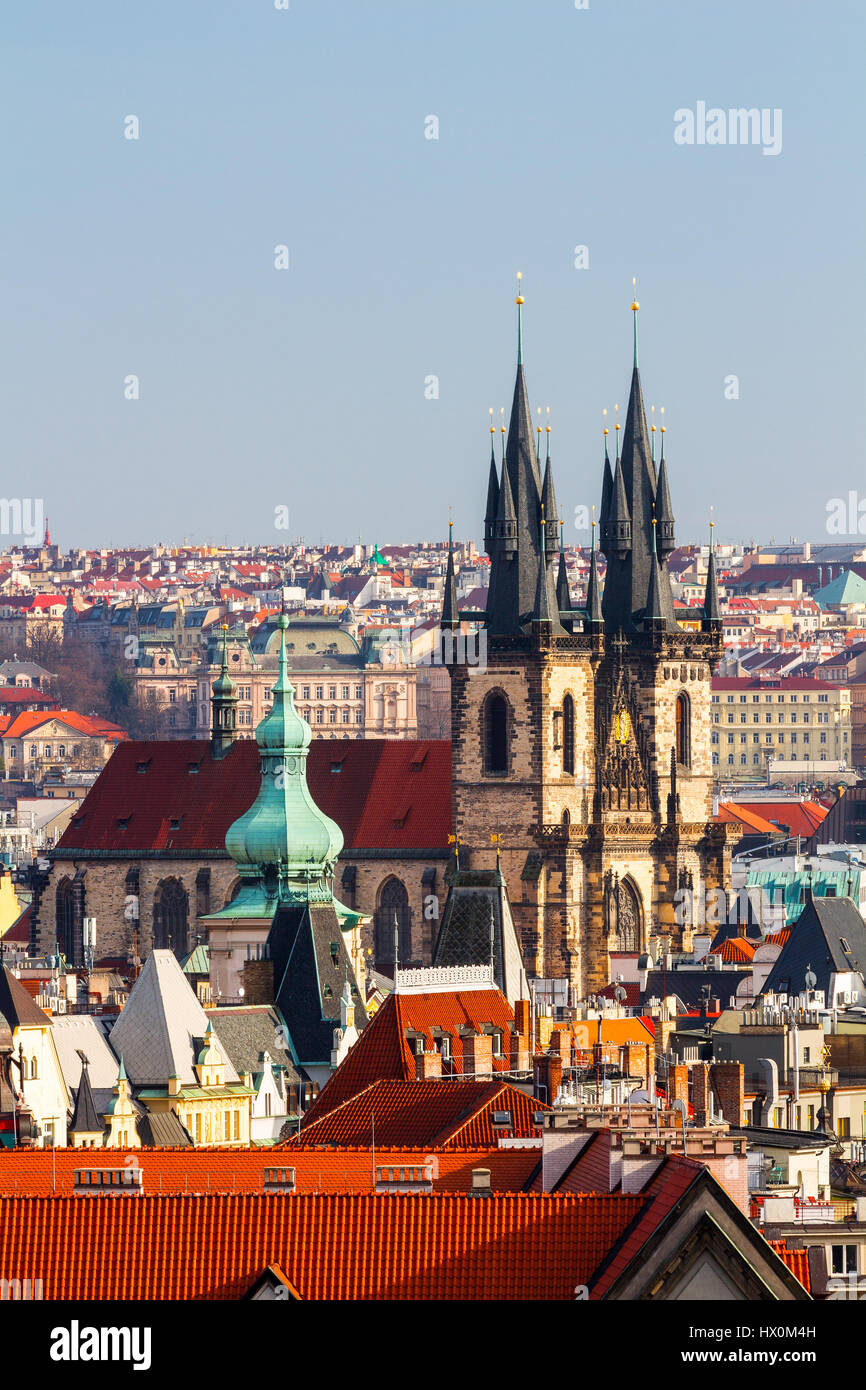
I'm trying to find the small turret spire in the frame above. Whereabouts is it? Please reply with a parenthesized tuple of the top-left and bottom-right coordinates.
(702, 511, 721, 628)
(211, 622, 238, 759)
(484, 411, 500, 556)
(631, 279, 639, 368)
(441, 518, 459, 631)
(531, 502, 555, 627)
(614, 403, 621, 462)
(556, 519, 571, 617)
(644, 510, 665, 630)
(585, 507, 603, 631)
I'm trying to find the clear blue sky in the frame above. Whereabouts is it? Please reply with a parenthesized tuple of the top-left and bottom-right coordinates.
(1, 0, 863, 550)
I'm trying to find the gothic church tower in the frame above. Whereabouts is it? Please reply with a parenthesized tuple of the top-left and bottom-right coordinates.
(447, 285, 734, 994)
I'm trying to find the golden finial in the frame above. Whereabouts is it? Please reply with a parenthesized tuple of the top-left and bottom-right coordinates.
(650, 404, 656, 433)
(489, 406, 495, 435)
(660, 405, 666, 433)
(221, 623, 228, 631)
(631, 276, 639, 312)
(545, 404, 551, 435)
(536, 406, 542, 449)
(515, 271, 524, 305)
(490, 832, 503, 861)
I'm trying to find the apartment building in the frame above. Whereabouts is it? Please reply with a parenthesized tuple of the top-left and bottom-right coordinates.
(712, 677, 852, 776)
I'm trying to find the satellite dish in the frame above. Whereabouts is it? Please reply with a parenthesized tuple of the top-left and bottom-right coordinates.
(614, 984, 627, 1003)
(629, 1088, 652, 1105)
(805, 967, 818, 990)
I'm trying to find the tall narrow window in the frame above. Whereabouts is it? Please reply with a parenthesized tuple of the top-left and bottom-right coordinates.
(562, 694, 575, 775)
(675, 692, 691, 767)
(484, 693, 508, 775)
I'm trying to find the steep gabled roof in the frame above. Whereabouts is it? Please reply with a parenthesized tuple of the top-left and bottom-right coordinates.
(291, 1078, 547, 1148)
(107, 949, 239, 1088)
(0, 966, 51, 1030)
(762, 893, 866, 998)
(301, 985, 517, 1125)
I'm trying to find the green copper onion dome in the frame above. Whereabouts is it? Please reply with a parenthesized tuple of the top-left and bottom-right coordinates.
(224, 613, 344, 878)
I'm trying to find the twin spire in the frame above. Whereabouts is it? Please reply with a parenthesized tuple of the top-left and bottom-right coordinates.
(460, 280, 721, 640)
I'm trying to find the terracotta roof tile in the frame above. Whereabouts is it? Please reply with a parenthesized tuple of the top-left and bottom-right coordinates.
(56, 738, 451, 854)
(290, 1079, 548, 1149)
(303, 987, 518, 1124)
(0, 1190, 646, 1299)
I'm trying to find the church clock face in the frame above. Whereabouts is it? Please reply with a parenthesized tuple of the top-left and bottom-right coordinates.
(613, 709, 631, 745)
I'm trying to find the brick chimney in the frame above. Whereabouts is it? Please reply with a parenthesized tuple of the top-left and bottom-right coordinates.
(513, 999, 531, 1037)
(691, 1061, 710, 1125)
(509, 1027, 529, 1071)
(463, 1032, 493, 1078)
(710, 1061, 745, 1126)
(241, 957, 274, 1006)
(533, 1052, 562, 1104)
(415, 1050, 442, 1080)
(670, 1064, 689, 1109)
(549, 1028, 572, 1067)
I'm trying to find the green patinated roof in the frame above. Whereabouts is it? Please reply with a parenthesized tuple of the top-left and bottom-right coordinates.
(224, 613, 343, 877)
(815, 570, 866, 609)
(137, 1084, 254, 1100)
(181, 943, 210, 975)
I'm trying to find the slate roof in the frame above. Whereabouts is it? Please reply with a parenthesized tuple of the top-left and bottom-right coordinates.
(107, 949, 239, 1087)
(203, 1004, 300, 1087)
(762, 892, 866, 998)
(268, 902, 368, 1068)
(68, 1065, 102, 1136)
(51, 1015, 119, 1091)
(137, 1110, 192, 1147)
(432, 868, 528, 1004)
(0, 966, 50, 1030)
(56, 737, 452, 854)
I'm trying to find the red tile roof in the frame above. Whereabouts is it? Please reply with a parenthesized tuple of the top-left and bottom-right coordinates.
(0, 1144, 539, 1196)
(588, 1154, 702, 1298)
(716, 937, 757, 963)
(769, 1242, 811, 1292)
(302, 987, 518, 1125)
(289, 1079, 548, 1148)
(1, 710, 127, 742)
(56, 737, 452, 854)
(0, 1190, 646, 1299)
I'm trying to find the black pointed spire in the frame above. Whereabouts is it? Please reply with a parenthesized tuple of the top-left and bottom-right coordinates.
(702, 518, 721, 629)
(540, 422, 559, 557)
(584, 516, 603, 632)
(485, 279, 551, 635)
(483, 418, 499, 557)
(601, 447, 631, 560)
(69, 1055, 102, 1137)
(655, 422, 675, 559)
(644, 515, 666, 631)
(441, 521, 459, 631)
(531, 505, 555, 629)
(600, 295, 677, 633)
(556, 522, 572, 616)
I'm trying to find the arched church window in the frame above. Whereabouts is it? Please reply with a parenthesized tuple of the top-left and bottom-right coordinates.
(374, 877, 411, 971)
(56, 878, 76, 963)
(484, 692, 509, 776)
(153, 878, 189, 956)
(563, 694, 575, 775)
(676, 692, 691, 767)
